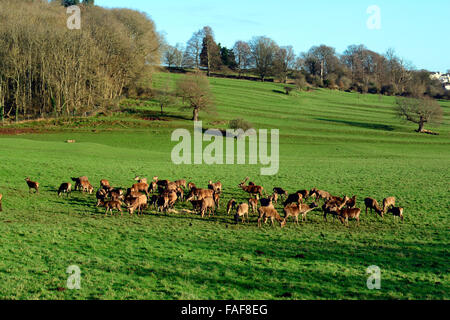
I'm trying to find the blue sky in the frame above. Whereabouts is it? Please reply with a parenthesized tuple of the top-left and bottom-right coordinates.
(96, 0, 449, 72)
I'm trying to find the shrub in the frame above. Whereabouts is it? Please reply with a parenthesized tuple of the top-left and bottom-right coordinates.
(229, 118, 254, 131)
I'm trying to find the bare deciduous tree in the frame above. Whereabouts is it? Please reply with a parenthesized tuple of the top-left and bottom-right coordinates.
(249, 36, 278, 81)
(176, 73, 215, 121)
(233, 41, 252, 78)
(396, 97, 443, 133)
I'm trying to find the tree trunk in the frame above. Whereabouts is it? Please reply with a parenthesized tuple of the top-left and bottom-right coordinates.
(160, 103, 164, 116)
(417, 120, 425, 133)
(192, 107, 199, 121)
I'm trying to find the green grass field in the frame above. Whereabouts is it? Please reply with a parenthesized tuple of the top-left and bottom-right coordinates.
(0, 73, 449, 299)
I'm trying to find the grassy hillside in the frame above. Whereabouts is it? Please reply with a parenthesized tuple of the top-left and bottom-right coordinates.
(0, 73, 449, 299)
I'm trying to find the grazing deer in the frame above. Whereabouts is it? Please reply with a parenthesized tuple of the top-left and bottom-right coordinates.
(200, 197, 216, 218)
(271, 192, 279, 204)
(281, 202, 318, 227)
(25, 178, 39, 194)
(71, 176, 88, 191)
(96, 188, 108, 207)
(226, 199, 237, 215)
(248, 198, 258, 214)
(109, 188, 124, 201)
(258, 207, 283, 228)
(364, 198, 384, 217)
(127, 194, 148, 216)
(81, 181, 94, 194)
(238, 177, 264, 199)
(235, 203, 249, 224)
(58, 183, 72, 197)
(383, 197, 396, 214)
(334, 208, 362, 227)
(0, 193, 3, 212)
(322, 196, 349, 221)
(105, 200, 123, 217)
(387, 207, 404, 221)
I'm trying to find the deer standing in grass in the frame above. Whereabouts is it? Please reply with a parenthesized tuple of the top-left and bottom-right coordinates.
(25, 178, 39, 194)
(238, 177, 264, 199)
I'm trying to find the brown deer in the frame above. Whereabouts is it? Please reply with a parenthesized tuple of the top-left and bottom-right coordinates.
(238, 177, 264, 199)
(208, 181, 223, 194)
(175, 179, 187, 189)
(235, 203, 249, 224)
(248, 198, 258, 213)
(383, 197, 396, 214)
(322, 196, 349, 221)
(346, 195, 357, 209)
(190, 199, 203, 212)
(100, 179, 110, 189)
(96, 188, 108, 207)
(335, 207, 362, 227)
(109, 188, 124, 201)
(226, 199, 237, 214)
(176, 187, 184, 202)
(0, 193, 3, 212)
(273, 187, 288, 200)
(105, 200, 123, 217)
(281, 202, 319, 227)
(296, 190, 310, 199)
(167, 191, 178, 209)
(131, 182, 149, 197)
(310, 188, 332, 201)
(80, 181, 94, 194)
(58, 183, 72, 197)
(260, 195, 275, 209)
(364, 198, 384, 217)
(284, 192, 303, 206)
(157, 194, 169, 212)
(387, 207, 404, 221)
(71, 176, 88, 191)
(134, 176, 148, 184)
(271, 192, 279, 204)
(258, 207, 283, 228)
(127, 194, 148, 216)
(213, 192, 220, 209)
(188, 182, 197, 191)
(25, 178, 39, 194)
(149, 195, 159, 210)
(200, 197, 216, 218)
(186, 188, 214, 201)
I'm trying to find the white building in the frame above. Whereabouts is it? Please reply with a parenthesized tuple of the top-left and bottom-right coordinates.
(430, 72, 450, 90)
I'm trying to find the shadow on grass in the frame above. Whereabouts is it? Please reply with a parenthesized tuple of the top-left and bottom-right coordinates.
(315, 118, 395, 131)
(122, 108, 191, 122)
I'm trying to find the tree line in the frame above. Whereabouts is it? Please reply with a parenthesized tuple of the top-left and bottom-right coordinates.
(164, 26, 449, 99)
(0, 0, 161, 122)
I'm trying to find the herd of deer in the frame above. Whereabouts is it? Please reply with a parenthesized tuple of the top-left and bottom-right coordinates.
(0, 176, 404, 228)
